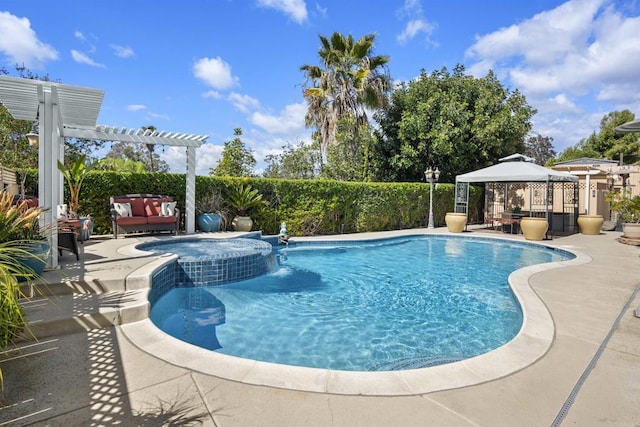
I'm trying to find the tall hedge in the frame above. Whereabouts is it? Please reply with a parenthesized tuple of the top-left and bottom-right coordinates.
(23, 170, 482, 236)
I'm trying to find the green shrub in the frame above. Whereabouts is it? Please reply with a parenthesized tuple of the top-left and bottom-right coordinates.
(23, 170, 482, 236)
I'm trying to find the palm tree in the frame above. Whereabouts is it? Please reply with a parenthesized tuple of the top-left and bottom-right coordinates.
(142, 125, 157, 173)
(300, 32, 391, 162)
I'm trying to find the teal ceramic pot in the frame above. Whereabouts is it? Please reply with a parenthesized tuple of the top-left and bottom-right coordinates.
(197, 213, 222, 232)
(15, 241, 49, 281)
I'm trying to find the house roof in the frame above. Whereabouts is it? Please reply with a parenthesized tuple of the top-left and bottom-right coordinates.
(554, 157, 618, 166)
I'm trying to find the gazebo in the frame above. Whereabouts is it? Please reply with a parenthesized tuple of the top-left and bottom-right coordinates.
(0, 75, 208, 267)
(454, 154, 580, 235)
(614, 118, 640, 133)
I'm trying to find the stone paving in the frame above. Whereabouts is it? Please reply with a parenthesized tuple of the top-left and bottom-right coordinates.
(1, 228, 639, 426)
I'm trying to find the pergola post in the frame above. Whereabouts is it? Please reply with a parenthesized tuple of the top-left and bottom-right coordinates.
(185, 146, 197, 233)
(37, 87, 62, 268)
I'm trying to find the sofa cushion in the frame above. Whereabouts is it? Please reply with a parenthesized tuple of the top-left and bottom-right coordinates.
(147, 215, 177, 225)
(129, 198, 146, 217)
(116, 216, 148, 226)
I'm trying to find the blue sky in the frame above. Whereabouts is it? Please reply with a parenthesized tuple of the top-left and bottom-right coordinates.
(1, 0, 639, 175)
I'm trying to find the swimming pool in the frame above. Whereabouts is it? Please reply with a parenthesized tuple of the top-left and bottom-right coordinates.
(148, 235, 574, 372)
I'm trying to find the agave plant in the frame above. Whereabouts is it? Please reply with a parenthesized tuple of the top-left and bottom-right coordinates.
(224, 184, 265, 216)
(0, 192, 47, 387)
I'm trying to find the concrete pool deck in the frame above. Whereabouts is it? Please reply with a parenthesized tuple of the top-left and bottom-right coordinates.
(2, 227, 640, 426)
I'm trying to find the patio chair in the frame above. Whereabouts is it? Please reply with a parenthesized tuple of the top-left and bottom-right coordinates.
(498, 212, 520, 234)
(58, 220, 79, 260)
(484, 211, 500, 230)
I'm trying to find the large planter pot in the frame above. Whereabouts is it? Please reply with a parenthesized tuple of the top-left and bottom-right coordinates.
(577, 215, 604, 235)
(622, 222, 640, 240)
(445, 212, 467, 233)
(14, 241, 49, 282)
(197, 213, 222, 232)
(79, 216, 93, 241)
(520, 217, 548, 241)
(232, 216, 253, 232)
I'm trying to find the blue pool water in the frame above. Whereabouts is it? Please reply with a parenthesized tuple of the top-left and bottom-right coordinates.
(149, 236, 573, 371)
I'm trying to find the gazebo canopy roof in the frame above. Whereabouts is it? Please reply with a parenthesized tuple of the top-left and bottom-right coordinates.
(614, 118, 640, 133)
(456, 154, 578, 183)
(0, 75, 207, 147)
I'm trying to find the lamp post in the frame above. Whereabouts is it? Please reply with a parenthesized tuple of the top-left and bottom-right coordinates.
(425, 167, 440, 229)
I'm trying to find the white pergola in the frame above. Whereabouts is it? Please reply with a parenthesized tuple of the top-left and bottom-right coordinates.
(0, 75, 208, 268)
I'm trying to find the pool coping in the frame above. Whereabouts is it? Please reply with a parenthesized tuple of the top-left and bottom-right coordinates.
(119, 229, 590, 396)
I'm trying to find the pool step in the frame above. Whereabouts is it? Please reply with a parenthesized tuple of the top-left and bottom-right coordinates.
(18, 289, 149, 342)
(368, 356, 463, 371)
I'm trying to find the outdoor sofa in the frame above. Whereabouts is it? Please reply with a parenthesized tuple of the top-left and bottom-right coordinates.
(110, 194, 179, 238)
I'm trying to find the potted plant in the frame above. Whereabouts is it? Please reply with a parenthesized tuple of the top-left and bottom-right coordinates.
(196, 188, 227, 232)
(577, 214, 604, 235)
(0, 192, 50, 278)
(0, 192, 51, 383)
(606, 189, 640, 239)
(224, 184, 265, 232)
(57, 155, 93, 240)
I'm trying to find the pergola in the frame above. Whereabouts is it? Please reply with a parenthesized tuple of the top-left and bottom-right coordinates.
(0, 75, 208, 267)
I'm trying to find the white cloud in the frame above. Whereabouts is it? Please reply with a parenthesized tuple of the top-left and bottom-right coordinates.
(70, 49, 105, 68)
(256, 0, 308, 24)
(397, 0, 423, 18)
(228, 92, 260, 113)
(0, 12, 58, 68)
(465, 0, 640, 97)
(251, 102, 306, 134)
(110, 44, 134, 58)
(397, 19, 437, 45)
(127, 104, 146, 112)
(203, 90, 222, 99)
(464, 0, 640, 151)
(74, 30, 86, 41)
(162, 143, 224, 175)
(147, 112, 170, 121)
(193, 57, 239, 90)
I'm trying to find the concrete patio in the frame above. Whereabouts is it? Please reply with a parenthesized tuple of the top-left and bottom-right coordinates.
(1, 227, 639, 426)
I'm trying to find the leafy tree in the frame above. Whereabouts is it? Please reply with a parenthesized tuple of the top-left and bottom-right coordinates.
(0, 67, 47, 171)
(524, 133, 556, 165)
(63, 137, 108, 167)
(321, 118, 377, 181)
(373, 65, 536, 182)
(210, 128, 256, 177)
(105, 140, 169, 172)
(263, 140, 321, 179)
(550, 110, 639, 165)
(92, 157, 148, 173)
(0, 104, 37, 170)
(549, 139, 600, 165)
(1, 66, 108, 167)
(300, 32, 391, 162)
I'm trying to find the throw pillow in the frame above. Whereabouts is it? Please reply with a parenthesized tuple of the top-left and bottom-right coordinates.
(161, 201, 177, 216)
(56, 204, 68, 220)
(114, 202, 132, 217)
